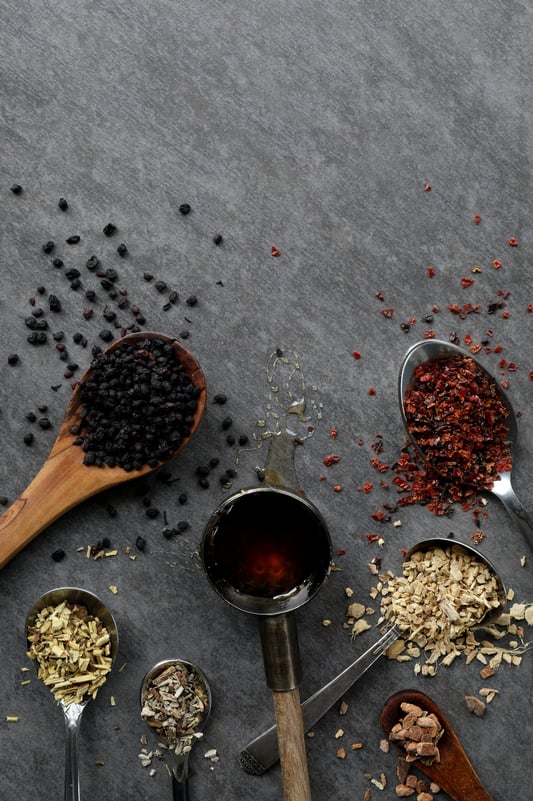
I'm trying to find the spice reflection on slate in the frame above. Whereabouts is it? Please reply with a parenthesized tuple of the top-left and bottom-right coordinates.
(404, 353, 512, 494)
(71, 337, 200, 470)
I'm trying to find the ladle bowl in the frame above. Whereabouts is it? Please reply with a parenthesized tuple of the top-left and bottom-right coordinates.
(399, 339, 533, 550)
(140, 658, 211, 801)
(381, 689, 495, 800)
(26, 587, 119, 801)
(0, 331, 206, 569)
(239, 536, 506, 775)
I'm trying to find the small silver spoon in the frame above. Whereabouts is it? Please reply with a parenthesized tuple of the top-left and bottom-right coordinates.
(26, 587, 119, 801)
(239, 537, 505, 775)
(140, 658, 212, 800)
(398, 339, 533, 551)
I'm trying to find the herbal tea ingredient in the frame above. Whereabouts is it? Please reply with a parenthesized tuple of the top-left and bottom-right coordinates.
(403, 353, 512, 493)
(71, 337, 200, 470)
(26, 601, 113, 706)
(141, 663, 209, 756)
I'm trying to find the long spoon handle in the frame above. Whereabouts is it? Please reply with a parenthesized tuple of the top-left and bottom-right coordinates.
(491, 476, 533, 552)
(240, 626, 401, 775)
(63, 704, 84, 801)
(273, 688, 312, 801)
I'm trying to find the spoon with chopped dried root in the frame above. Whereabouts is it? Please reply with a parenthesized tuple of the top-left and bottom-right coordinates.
(381, 689, 494, 800)
(26, 587, 119, 801)
(0, 332, 206, 569)
(140, 658, 212, 800)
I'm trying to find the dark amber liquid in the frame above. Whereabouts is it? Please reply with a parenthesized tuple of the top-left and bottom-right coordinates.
(210, 491, 329, 599)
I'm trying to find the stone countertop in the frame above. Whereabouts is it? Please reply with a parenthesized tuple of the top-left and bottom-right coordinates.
(0, 2, 531, 799)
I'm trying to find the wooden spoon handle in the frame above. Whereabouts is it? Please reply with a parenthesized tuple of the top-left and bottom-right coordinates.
(272, 688, 312, 801)
(0, 445, 104, 568)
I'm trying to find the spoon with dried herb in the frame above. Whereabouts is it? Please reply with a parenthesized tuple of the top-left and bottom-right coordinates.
(140, 658, 212, 800)
(0, 332, 206, 569)
(26, 587, 119, 801)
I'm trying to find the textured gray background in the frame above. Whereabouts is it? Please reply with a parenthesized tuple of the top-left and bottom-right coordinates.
(0, 1, 531, 799)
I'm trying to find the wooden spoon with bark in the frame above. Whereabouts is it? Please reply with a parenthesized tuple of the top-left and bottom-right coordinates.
(381, 690, 494, 801)
(0, 332, 206, 569)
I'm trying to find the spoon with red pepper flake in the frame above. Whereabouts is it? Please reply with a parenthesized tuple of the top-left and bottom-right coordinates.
(399, 339, 532, 551)
(0, 332, 206, 569)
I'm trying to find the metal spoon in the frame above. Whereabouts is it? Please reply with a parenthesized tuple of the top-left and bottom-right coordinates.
(0, 331, 206, 569)
(399, 339, 533, 550)
(381, 689, 494, 800)
(140, 658, 212, 801)
(26, 587, 119, 801)
(239, 537, 505, 775)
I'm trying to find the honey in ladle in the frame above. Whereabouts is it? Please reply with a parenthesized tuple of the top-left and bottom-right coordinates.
(207, 490, 330, 600)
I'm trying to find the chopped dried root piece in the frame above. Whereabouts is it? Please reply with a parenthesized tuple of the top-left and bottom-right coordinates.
(464, 695, 486, 716)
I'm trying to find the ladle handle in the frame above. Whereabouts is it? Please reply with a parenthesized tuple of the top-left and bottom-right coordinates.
(273, 688, 313, 801)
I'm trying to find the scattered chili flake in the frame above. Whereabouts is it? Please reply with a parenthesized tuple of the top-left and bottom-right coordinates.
(461, 277, 475, 288)
(337, 548, 346, 556)
(403, 353, 512, 493)
(502, 310, 510, 319)
(408, 317, 417, 326)
(469, 343, 482, 354)
(371, 510, 386, 523)
(333, 485, 342, 492)
(507, 237, 518, 247)
(368, 387, 376, 395)
(500, 379, 509, 389)
(330, 428, 338, 440)
(366, 533, 381, 542)
(271, 246, 282, 257)
(381, 308, 394, 318)
(375, 291, 385, 302)
(427, 265, 435, 278)
(357, 482, 373, 494)
(473, 215, 481, 224)
(423, 330, 436, 339)
(464, 334, 473, 345)
(323, 454, 341, 467)
(528, 304, 533, 313)
(424, 182, 431, 191)
(352, 351, 362, 360)
(370, 457, 389, 473)
(492, 260, 502, 269)
(529, 371, 533, 381)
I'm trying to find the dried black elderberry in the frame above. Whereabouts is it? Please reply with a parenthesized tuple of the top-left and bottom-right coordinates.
(72, 336, 201, 470)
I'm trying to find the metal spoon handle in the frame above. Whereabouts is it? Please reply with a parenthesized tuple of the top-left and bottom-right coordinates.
(491, 476, 533, 551)
(172, 774, 190, 801)
(63, 704, 85, 801)
(239, 625, 401, 775)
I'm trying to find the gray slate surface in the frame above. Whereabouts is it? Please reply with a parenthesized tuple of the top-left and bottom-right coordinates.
(0, 1, 531, 799)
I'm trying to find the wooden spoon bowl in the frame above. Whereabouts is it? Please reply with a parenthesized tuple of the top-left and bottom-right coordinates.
(381, 689, 494, 801)
(0, 332, 206, 569)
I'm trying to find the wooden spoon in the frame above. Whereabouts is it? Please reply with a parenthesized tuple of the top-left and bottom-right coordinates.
(0, 332, 206, 569)
(381, 689, 494, 801)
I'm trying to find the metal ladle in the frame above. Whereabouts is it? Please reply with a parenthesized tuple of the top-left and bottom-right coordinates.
(26, 587, 119, 801)
(239, 537, 505, 774)
(399, 339, 533, 551)
(140, 659, 211, 801)
(0, 331, 206, 569)
(202, 431, 332, 801)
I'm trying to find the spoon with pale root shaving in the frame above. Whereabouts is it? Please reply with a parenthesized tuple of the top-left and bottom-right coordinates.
(26, 587, 119, 801)
(140, 659, 212, 800)
(239, 537, 505, 775)
(0, 332, 206, 569)
(399, 339, 533, 551)
(381, 689, 494, 800)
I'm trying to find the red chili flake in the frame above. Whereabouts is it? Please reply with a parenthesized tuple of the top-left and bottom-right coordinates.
(508, 237, 518, 247)
(529, 371, 533, 381)
(337, 548, 346, 556)
(508, 362, 517, 371)
(498, 358, 507, 369)
(528, 304, 533, 313)
(486, 329, 494, 337)
(473, 215, 481, 224)
(408, 317, 417, 326)
(461, 277, 475, 288)
(358, 482, 373, 494)
(271, 246, 282, 257)
(375, 291, 385, 302)
(333, 485, 342, 492)
(330, 428, 338, 440)
(432, 305, 439, 313)
(502, 310, 510, 319)
(423, 330, 436, 339)
(501, 378, 509, 389)
(319, 476, 326, 482)
(370, 457, 389, 473)
(352, 351, 362, 360)
(403, 353, 512, 493)
(492, 259, 502, 269)
(424, 182, 431, 191)
(469, 343, 482, 354)
(464, 333, 473, 345)
(381, 308, 394, 318)
(366, 533, 381, 542)
(368, 387, 376, 395)
(428, 265, 435, 278)
(494, 344, 503, 353)
(323, 454, 341, 467)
